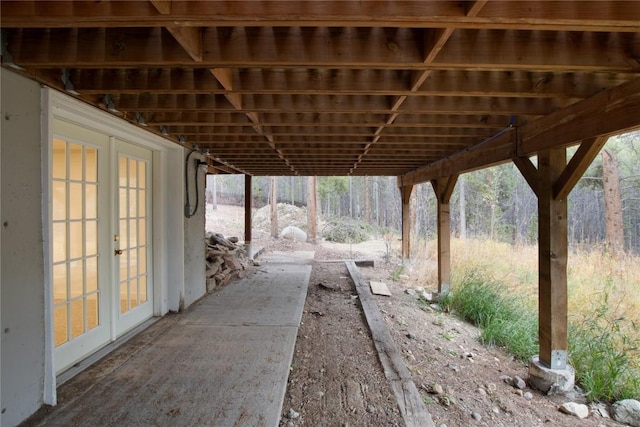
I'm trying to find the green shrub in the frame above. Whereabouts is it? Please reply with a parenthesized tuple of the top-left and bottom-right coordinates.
(322, 219, 374, 243)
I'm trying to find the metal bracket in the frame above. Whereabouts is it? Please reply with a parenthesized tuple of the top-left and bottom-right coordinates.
(550, 350, 567, 370)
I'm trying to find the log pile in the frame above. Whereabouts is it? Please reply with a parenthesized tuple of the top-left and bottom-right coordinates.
(205, 232, 251, 292)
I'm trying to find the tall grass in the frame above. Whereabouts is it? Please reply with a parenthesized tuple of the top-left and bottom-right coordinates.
(409, 238, 640, 402)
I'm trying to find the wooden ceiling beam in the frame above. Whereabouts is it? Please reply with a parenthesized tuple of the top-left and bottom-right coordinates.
(400, 77, 640, 186)
(7, 28, 638, 72)
(3, 1, 639, 31)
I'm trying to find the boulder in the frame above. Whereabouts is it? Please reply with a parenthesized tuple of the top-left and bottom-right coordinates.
(281, 225, 307, 242)
(612, 399, 640, 427)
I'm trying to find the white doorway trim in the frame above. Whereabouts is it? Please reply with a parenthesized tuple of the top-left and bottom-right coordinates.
(41, 88, 184, 405)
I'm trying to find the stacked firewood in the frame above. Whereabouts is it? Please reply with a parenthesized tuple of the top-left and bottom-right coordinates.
(205, 232, 250, 292)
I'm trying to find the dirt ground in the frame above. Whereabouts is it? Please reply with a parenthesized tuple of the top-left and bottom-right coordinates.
(209, 204, 623, 427)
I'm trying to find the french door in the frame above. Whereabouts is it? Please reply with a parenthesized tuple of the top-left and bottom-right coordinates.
(51, 121, 153, 374)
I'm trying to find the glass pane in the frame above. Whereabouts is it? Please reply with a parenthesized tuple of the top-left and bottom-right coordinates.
(86, 293, 99, 331)
(52, 181, 67, 221)
(52, 139, 67, 180)
(120, 250, 128, 282)
(139, 189, 146, 217)
(69, 183, 83, 220)
(86, 220, 97, 256)
(85, 184, 97, 219)
(129, 189, 137, 217)
(70, 298, 85, 338)
(54, 304, 69, 346)
(129, 158, 137, 188)
(119, 219, 128, 249)
(139, 275, 147, 303)
(130, 278, 139, 308)
(138, 247, 147, 274)
(69, 260, 84, 299)
(129, 219, 137, 249)
(138, 161, 146, 189)
(119, 156, 128, 187)
(52, 223, 67, 263)
(86, 256, 98, 292)
(129, 247, 138, 278)
(69, 143, 83, 181)
(139, 219, 146, 246)
(120, 282, 129, 313)
(119, 188, 127, 219)
(53, 263, 67, 303)
(69, 222, 83, 259)
(85, 147, 97, 182)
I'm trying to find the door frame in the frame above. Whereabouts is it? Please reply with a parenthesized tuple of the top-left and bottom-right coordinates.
(41, 88, 185, 405)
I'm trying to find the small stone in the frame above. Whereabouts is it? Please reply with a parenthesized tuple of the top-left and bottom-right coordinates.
(421, 291, 433, 301)
(485, 382, 497, 395)
(432, 383, 444, 395)
(438, 424, 448, 427)
(492, 407, 500, 414)
(590, 402, 610, 418)
(366, 405, 376, 414)
(612, 399, 640, 427)
(513, 376, 527, 390)
(405, 288, 417, 296)
(288, 408, 300, 420)
(559, 402, 589, 419)
(406, 331, 417, 340)
(472, 412, 482, 421)
(228, 236, 239, 243)
(477, 388, 487, 397)
(500, 374, 512, 383)
(316, 391, 325, 399)
(524, 392, 533, 400)
(514, 389, 524, 397)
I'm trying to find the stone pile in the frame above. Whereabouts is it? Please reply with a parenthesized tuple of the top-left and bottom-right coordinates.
(205, 232, 250, 292)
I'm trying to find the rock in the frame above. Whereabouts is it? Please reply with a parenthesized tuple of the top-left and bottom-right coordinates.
(281, 226, 307, 242)
(559, 402, 589, 419)
(500, 374, 512, 383)
(287, 408, 300, 420)
(513, 376, 527, 390)
(432, 383, 444, 395)
(612, 399, 640, 426)
(405, 288, 417, 296)
(485, 382, 497, 395)
(406, 331, 417, 340)
(366, 405, 376, 414)
(227, 236, 239, 243)
(514, 389, 524, 397)
(492, 407, 500, 414)
(524, 392, 533, 400)
(421, 291, 433, 301)
(590, 402, 610, 418)
(472, 412, 482, 421)
(477, 388, 487, 397)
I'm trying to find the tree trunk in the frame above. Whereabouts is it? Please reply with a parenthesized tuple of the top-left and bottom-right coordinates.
(602, 149, 625, 255)
(459, 176, 467, 240)
(270, 176, 278, 238)
(364, 176, 371, 223)
(307, 176, 317, 243)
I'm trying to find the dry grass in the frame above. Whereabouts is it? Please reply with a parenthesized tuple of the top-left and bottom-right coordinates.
(409, 238, 640, 340)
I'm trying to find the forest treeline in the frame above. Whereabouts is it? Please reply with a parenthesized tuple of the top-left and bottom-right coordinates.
(210, 131, 640, 254)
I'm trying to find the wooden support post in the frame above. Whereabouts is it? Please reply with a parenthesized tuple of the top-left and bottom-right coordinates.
(431, 176, 458, 293)
(538, 148, 568, 369)
(400, 184, 414, 265)
(244, 175, 252, 250)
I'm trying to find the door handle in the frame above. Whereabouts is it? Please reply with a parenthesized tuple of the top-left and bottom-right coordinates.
(114, 249, 123, 255)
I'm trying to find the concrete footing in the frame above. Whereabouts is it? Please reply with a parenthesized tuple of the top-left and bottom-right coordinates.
(528, 355, 575, 395)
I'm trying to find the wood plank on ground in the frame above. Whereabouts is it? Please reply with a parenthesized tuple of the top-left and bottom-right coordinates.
(316, 259, 374, 267)
(346, 261, 435, 427)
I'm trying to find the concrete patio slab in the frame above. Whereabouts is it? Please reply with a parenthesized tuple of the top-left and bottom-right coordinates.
(27, 254, 312, 427)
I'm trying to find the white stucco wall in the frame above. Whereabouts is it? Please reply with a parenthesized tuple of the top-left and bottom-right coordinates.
(1, 70, 46, 426)
(182, 148, 207, 308)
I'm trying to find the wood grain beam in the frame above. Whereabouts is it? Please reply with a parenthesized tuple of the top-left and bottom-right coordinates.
(7, 28, 638, 72)
(401, 77, 640, 186)
(513, 156, 539, 198)
(553, 136, 608, 200)
(3, 1, 639, 31)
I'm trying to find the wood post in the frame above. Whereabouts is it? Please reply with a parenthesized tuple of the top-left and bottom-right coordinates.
(400, 184, 414, 265)
(537, 148, 568, 369)
(244, 174, 252, 245)
(431, 175, 458, 293)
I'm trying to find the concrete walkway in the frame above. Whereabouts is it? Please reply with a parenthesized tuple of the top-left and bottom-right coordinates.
(30, 253, 312, 427)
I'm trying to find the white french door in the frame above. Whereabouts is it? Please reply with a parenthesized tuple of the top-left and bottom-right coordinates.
(51, 121, 154, 374)
(113, 140, 153, 336)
